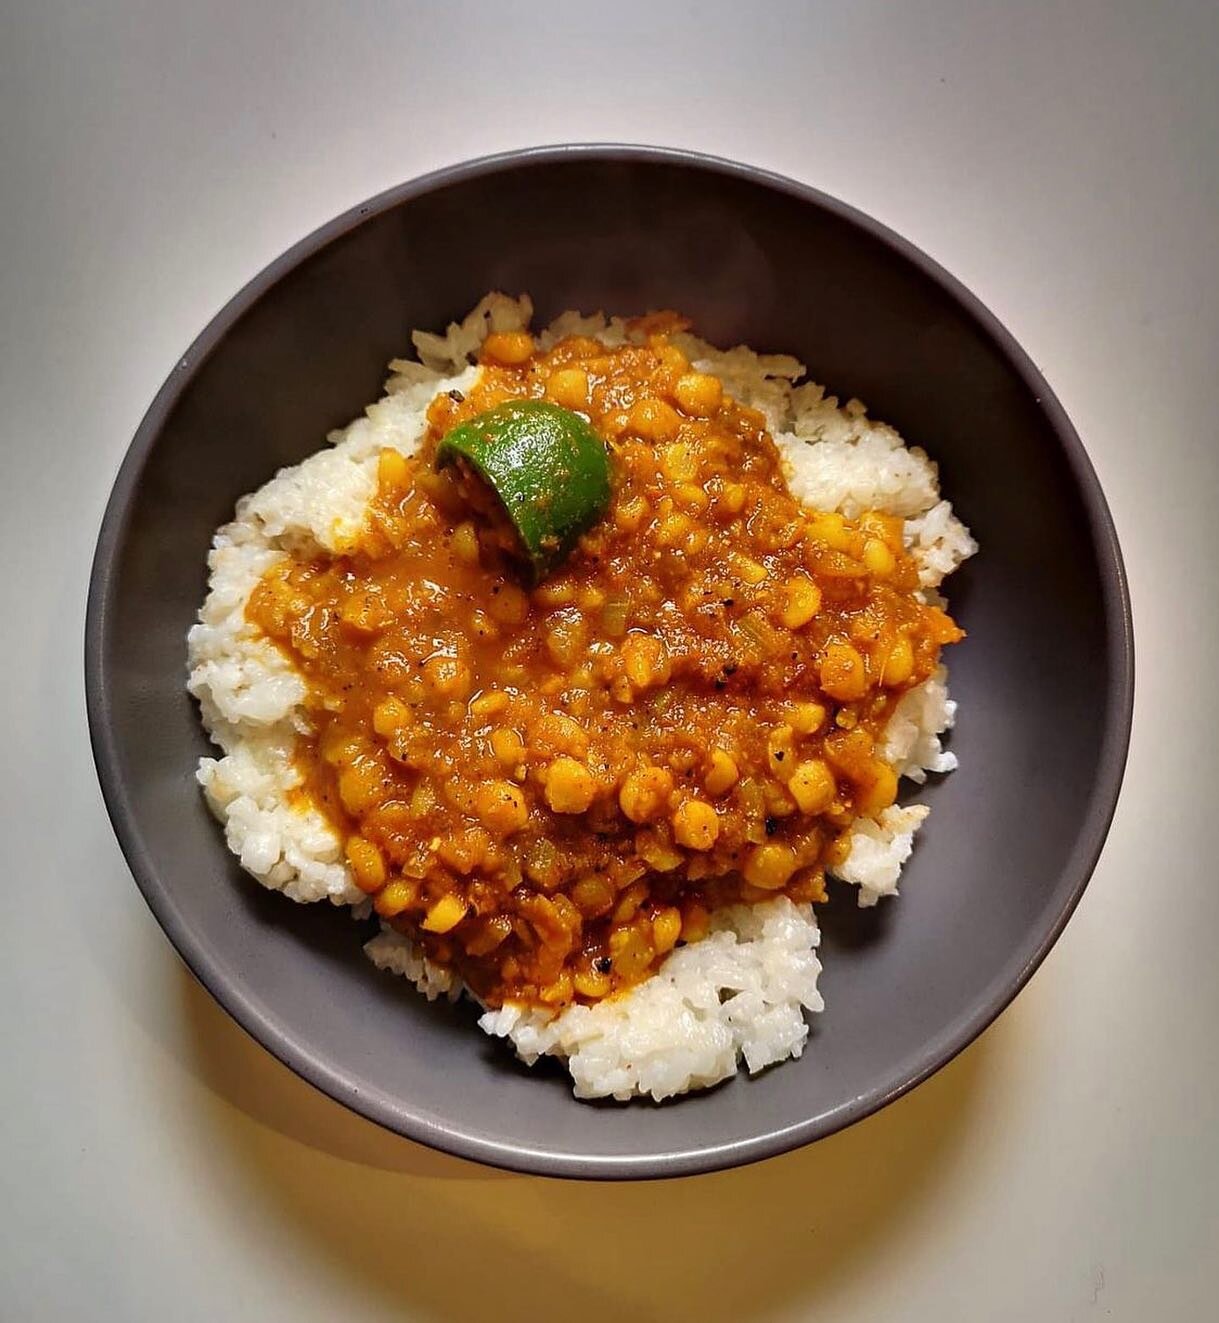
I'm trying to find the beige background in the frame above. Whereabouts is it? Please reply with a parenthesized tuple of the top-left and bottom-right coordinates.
(2, 2, 1216, 1318)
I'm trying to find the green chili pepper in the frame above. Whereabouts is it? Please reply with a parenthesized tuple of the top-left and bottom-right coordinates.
(435, 400, 612, 581)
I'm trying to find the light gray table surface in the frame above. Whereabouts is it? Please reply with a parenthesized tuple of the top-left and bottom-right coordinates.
(2, 3, 1216, 1319)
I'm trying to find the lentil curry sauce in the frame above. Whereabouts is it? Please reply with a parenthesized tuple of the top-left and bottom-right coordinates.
(247, 321, 963, 1010)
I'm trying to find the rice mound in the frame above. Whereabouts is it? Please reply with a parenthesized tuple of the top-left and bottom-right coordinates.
(367, 894, 823, 1102)
(186, 293, 976, 1101)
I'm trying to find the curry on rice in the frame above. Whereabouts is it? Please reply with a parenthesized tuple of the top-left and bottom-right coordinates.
(244, 318, 963, 1012)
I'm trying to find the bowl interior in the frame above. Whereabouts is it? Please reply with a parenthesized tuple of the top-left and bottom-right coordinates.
(89, 150, 1129, 1177)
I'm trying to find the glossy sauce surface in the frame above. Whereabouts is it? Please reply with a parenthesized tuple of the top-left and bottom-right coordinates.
(247, 323, 963, 1008)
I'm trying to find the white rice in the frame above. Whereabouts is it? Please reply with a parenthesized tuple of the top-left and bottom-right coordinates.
(367, 894, 823, 1103)
(186, 292, 976, 1101)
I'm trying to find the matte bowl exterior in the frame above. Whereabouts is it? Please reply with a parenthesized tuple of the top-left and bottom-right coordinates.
(87, 146, 1132, 1179)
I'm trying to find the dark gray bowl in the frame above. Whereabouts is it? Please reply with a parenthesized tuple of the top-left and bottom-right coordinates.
(86, 145, 1132, 1179)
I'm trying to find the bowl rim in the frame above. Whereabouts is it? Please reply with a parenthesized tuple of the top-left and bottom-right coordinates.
(85, 142, 1135, 1180)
